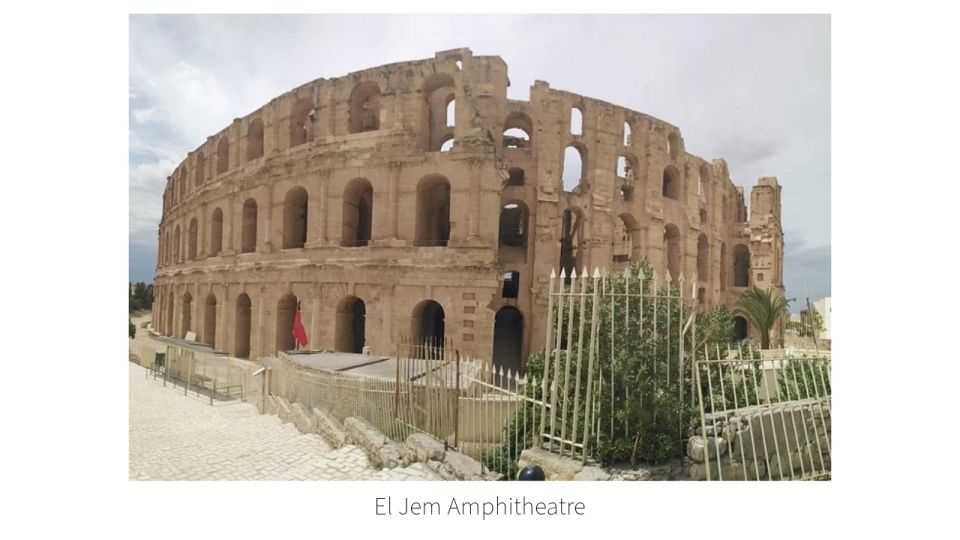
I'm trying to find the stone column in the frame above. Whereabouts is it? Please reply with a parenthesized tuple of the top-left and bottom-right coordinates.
(468, 158, 482, 240)
(199, 204, 207, 258)
(261, 188, 274, 252)
(388, 161, 401, 239)
(318, 171, 330, 243)
(310, 293, 320, 350)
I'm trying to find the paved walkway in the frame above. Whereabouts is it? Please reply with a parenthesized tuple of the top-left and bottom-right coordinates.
(129, 363, 441, 480)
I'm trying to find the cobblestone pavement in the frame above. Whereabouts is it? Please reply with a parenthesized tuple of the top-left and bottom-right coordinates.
(129, 363, 441, 480)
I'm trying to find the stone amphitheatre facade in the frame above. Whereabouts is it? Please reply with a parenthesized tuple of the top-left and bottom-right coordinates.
(152, 48, 784, 372)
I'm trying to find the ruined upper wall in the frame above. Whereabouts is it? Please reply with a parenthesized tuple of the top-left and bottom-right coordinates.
(161, 47, 751, 225)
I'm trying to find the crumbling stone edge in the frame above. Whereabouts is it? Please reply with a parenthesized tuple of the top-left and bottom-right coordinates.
(265, 396, 500, 479)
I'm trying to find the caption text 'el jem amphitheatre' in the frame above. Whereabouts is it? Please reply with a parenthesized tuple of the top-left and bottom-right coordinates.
(152, 47, 784, 371)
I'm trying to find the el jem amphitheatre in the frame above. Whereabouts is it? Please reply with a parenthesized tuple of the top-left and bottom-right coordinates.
(129, 47, 827, 483)
(151, 47, 785, 369)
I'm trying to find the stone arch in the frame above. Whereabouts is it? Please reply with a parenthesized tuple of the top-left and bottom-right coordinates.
(614, 213, 638, 263)
(188, 217, 198, 260)
(166, 292, 174, 336)
(241, 198, 258, 253)
(570, 105, 583, 136)
(446, 97, 456, 127)
(282, 186, 308, 249)
(697, 233, 709, 283)
(423, 73, 456, 151)
(733, 244, 750, 287)
(498, 201, 528, 262)
(335, 296, 366, 353)
(503, 111, 533, 149)
(216, 137, 229, 174)
(290, 97, 314, 147)
(699, 163, 711, 196)
(439, 135, 454, 152)
(342, 178, 373, 247)
(181, 292, 193, 338)
(700, 208, 708, 225)
(663, 165, 682, 201)
(194, 151, 205, 188)
(411, 300, 445, 357)
(173, 224, 181, 262)
(276, 293, 298, 353)
(493, 306, 524, 375)
(349, 81, 381, 133)
(234, 293, 252, 359)
(562, 144, 586, 192)
(616, 153, 638, 201)
(664, 224, 681, 281)
(246, 118, 264, 160)
(559, 208, 584, 282)
(414, 175, 451, 247)
(209, 207, 223, 256)
(203, 293, 217, 348)
(733, 315, 749, 341)
(623, 120, 632, 146)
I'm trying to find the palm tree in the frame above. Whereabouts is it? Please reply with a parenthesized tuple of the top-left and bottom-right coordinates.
(735, 287, 791, 349)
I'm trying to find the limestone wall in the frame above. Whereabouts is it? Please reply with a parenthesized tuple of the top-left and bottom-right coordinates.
(153, 47, 785, 366)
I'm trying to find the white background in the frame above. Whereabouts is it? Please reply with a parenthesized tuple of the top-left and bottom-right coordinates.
(1, 1, 958, 538)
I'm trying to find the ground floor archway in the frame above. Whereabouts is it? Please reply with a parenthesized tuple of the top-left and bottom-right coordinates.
(493, 307, 524, 374)
(335, 296, 366, 353)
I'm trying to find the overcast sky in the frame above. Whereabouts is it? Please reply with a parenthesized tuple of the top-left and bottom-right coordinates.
(129, 14, 830, 308)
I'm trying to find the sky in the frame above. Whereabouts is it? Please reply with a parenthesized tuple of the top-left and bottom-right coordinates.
(129, 14, 830, 308)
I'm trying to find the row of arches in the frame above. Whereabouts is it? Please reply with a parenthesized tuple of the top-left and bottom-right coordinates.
(161, 175, 460, 265)
(160, 291, 524, 372)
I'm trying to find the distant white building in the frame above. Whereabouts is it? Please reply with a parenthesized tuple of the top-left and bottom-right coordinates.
(812, 297, 831, 340)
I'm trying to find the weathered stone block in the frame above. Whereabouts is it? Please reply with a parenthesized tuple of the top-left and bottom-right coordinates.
(312, 407, 347, 448)
(517, 447, 584, 480)
(289, 402, 313, 434)
(405, 433, 447, 463)
(687, 436, 727, 462)
(343, 416, 405, 469)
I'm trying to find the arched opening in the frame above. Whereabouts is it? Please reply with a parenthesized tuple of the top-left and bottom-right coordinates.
(506, 168, 525, 186)
(234, 293, 251, 359)
(349, 81, 381, 133)
(203, 293, 217, 348)
(173, 225, 181, 262)
(668, 132, 681, 160)
(342, 178, 373, 247)
(209, 207, 223, 256)
(559, 208, 583, 284)
(663, 165, 682, 200)
(446, 98, 456, 127)
(423, 74, 456, 151)
(181, 292, 193, 338)
(699, 164, 711, 196)
(719, 242, 728, 291)
(570, 106, 583, 136)
(733, 316, 748, 341)
(216, 137, 229, 174)
(276, 294, 298, 353)
(188, 217, 198, 260)
(733, 244, 750, 287)
(289, 97, 314, 147)
(623, 121, 632, 146)
(335, 296, 366, 353)
(697, 233, 709, 282)
(411, 300, 445, 357)
(502, 271, 520, 299)
(502, 111, 533, 149)
(415, 175, 451, 247)
(613, 214, 637, 263)
(241, 198, 258, 253)
(700, 209, 708, 225)
(493, 307, 524, 375)
(616, 154, 637, 201)
(246, 118, 264, 161)
(439, 136, 454, 152)
(194, 152, 205, 189)
(664, 224, 681, 281)
(282, 187, 308, 249)
(562, 145, 585, 192)
(498, 201, 527, 262)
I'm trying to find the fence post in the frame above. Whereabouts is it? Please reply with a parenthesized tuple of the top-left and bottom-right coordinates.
(539, 269, 557, 448)
(454, 350, 461, 448)
(581, 268, 601, 463)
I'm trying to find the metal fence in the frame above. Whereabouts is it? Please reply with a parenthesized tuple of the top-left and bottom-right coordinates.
(136, 341, 261, 406)
(694, 342, 832, 480)
(538, 266, 698, 463)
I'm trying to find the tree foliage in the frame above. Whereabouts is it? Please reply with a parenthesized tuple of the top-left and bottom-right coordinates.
(735, 286, 790, 348)
(485, 260, 737, 475)
(129, 282, 154, 313)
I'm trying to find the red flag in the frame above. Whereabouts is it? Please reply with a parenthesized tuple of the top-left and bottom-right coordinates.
(292, 302, 308, 349)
